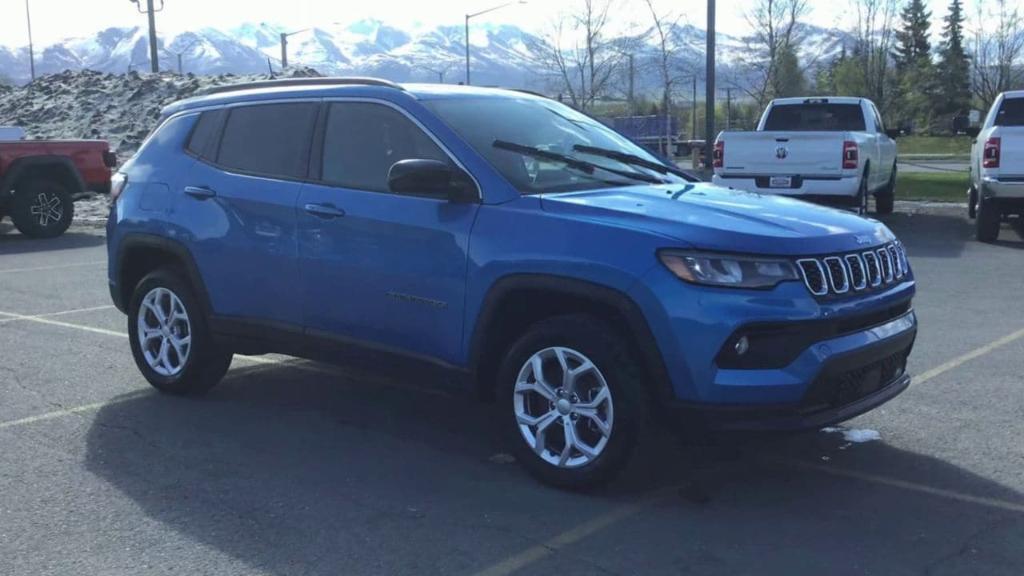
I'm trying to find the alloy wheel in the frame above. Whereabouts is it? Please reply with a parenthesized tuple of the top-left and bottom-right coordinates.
(513, 346, 614, 469)
(137, 287, 192, 376)
(29, 192, 64, 227)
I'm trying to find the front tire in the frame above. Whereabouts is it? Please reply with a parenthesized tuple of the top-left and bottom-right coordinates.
(498, 314, 647, 490)
(128, 269, 232, 395)
(975, 198, 1001, 243)
(10, 179, 74, 238)
(857, 170, 870, 215)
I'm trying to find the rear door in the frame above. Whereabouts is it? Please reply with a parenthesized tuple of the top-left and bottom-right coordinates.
(178, 101, 318, 327)
(297, 100, 479, 364)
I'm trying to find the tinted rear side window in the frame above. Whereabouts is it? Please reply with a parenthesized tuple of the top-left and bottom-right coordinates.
(764, 103, 866, 131)
(186, 110, 223, 159)
(994, 98, 1024, 127)
(217, 103, 318, 179)
(320, 102, 447, 192)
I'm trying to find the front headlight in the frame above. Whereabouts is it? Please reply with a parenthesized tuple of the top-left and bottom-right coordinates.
(658, 250, 800, 289)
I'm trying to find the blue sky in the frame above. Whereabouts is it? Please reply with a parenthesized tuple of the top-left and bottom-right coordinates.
(3, 0, 969, 47)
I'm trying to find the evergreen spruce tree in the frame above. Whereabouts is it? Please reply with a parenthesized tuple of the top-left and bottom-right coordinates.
(937, 0, 971, 115)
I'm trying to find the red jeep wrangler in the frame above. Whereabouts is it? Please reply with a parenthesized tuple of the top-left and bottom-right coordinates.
(0, 134, 116, 238)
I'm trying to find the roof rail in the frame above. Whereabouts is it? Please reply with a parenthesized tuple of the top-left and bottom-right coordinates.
(200, 77, 405, 96)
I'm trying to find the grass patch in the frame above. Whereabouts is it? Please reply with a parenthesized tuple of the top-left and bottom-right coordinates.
(897, 172, 968, 202)
(897, 136, 972, 156)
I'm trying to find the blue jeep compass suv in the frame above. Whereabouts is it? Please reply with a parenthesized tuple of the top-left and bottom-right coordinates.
(107, 78, 917, 489)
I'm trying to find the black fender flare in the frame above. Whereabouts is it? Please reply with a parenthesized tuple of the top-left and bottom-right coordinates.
(467, 273, 675, 402)
(114, 233, 213, 316)
(0, 155, 87, 196)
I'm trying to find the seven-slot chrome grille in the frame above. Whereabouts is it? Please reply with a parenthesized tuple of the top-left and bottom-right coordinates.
(796, 242, 909, 297)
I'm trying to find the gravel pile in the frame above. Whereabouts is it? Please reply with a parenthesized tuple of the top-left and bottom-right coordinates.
(0, 67, 322, 158)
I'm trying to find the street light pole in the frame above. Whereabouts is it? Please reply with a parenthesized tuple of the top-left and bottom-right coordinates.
(464, 0, 526, 85)
(280, 32, 288, 68)
(704, 0, 716, 173)
(24, 0, 35, 81)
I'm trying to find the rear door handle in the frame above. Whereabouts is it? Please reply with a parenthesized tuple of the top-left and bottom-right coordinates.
(303, 203, 346, 219)
(184, 186, 217, 199)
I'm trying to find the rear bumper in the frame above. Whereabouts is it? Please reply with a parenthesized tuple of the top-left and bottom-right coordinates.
(713, 174, 860, 198)
(667, 326, 915, 431)
(981, 177, 1024, 201)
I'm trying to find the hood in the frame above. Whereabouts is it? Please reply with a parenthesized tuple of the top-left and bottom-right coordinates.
(540, 183, 895, 255)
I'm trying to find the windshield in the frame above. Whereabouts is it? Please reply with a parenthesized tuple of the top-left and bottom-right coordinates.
(423, 96, 688, 194)
(763, 103, 866, 131)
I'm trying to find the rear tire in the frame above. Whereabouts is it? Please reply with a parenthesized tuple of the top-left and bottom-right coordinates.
(128, 269, 232, 395)
(874, 165, 896, 215)
(857, 171, 870, 215)
(975, 198, 1001, 243)
(498, 314, 647, 490)
(10, 179, 74, 238)
(968, 186, 978, 219)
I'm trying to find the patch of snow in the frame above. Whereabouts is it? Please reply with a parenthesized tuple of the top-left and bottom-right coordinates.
(822, 426, 882, 443)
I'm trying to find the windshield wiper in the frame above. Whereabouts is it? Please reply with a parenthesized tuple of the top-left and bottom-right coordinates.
(493, 140, 668, 185)
(572, 144, 697, 181)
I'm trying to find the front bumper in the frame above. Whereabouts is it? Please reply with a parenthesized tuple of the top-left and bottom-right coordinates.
(712, 174, 860, 199)
(666, 324, 914, 431)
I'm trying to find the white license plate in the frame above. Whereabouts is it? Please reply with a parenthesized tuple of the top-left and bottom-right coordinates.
(769, 176, 793, 188)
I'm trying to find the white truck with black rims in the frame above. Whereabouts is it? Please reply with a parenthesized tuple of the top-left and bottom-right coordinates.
(967, 90, 1024, 242)
(712, 97, 900, 215)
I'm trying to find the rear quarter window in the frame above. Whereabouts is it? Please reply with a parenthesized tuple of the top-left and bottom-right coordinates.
(185, 110, 224, 159)
(994, 98, 1024, 127)
(764, 103, 866, 131)
(216, 102, 319, 179)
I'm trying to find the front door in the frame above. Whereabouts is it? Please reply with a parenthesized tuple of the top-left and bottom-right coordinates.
(297, 101, 479, 364)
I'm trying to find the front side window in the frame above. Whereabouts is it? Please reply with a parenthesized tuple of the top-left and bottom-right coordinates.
(217, 102, 318, 179)
(763, 103, 867, 132)
(320, 102, 448, 193)
(423, 96, 687, 194)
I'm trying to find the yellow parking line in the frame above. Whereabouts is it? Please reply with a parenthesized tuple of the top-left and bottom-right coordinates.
(784, 459, 1024, 514)
(914, 327, 1024, 385)
(0, 305, 116, 324)
(0, 261, 106, 274)
(471, 491, 670, 576)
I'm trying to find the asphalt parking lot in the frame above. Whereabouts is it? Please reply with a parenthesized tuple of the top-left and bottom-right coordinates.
(1, 204, 1022, 576)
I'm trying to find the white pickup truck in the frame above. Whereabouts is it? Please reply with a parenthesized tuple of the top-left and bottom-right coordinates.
(712, 97, 899, 214)
(967, 90, 1024, 242)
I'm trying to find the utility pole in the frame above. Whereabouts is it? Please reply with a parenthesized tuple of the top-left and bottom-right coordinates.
(627, 53, 635, 115)
(691, 75, 697, 140)
(704, 0, 716, 173)
(25, 0, 35, 81)
(280, 33, 288, 68)
(465, 15, 471, 86)
(131, 0, 164, 73)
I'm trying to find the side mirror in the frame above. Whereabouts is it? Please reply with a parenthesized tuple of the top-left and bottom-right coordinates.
(387, 159, 477, 202)
(884, 128, 903, 139)
(965, 126, 981, 138)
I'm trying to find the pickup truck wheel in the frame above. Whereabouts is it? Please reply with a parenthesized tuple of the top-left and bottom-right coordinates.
(857, 173, 869, 215)
(975, 199, 1001, 243)
(874, 165, 896, 215)
(968, 186, 978, 219)
(10, 180, 74, 238)
(499, 314, 646, 490)
(128, 269, 233, 395)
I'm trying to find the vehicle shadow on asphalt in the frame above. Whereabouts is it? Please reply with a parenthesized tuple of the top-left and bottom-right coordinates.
(0, 226, 105, 254)
(879, 211, 1024, 257)
(84, 361, 1024, 575)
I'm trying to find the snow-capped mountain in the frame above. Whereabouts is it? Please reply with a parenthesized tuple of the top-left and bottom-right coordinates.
(0, 20, 852, 92)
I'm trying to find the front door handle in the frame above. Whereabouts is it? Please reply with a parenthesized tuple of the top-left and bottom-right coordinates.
(304, 203, 346, 219)
(184, 186, 217, 199)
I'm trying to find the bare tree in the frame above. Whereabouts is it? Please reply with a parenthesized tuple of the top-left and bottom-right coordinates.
(851, 0, 898, 113)
(534, 0, 625, 111)
(643, 0, 688, 149)
(972, 0, 1024, 111)
(742, 0, 810, 107)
